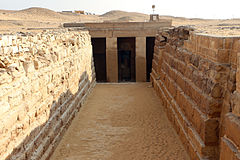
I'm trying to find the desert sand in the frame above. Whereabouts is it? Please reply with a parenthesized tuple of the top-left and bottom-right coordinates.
(0, 7, 240, 36)
(50, 83, 190, 160)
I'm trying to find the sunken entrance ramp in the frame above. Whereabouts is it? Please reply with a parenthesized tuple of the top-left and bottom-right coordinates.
(50, 83, 189, 160)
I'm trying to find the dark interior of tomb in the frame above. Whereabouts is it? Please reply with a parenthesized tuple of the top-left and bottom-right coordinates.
(91, 38, 107, 82)
(92, 37, 154, 82)
(117, 37, 136, 82)
(146, 37, 155, 82)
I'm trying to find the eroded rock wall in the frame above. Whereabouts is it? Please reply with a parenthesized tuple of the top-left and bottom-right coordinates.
(0, 29, 96, 160)
(151, 27, 240, 160)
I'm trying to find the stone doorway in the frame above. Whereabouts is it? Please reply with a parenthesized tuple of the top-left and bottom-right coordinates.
(91, 38, 107, 82)
(117, 37, 136, 82)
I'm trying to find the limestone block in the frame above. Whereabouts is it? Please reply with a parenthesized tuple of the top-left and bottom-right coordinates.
(7, 36, 14, 46)
(223, 38, 233, 50)
(209, 37, 224, 50)
(211, 84, 223, 98)
(22, 61, 35, 75)
(1, 36, 9, 46)
(20, 46, 29, 53)
(31, 80, 40, 93)
(51, 54, 58, 63)
(8, 64, 24, 79)
(0, 85, 10, 99)
(216, 49, 230, 63)
(232, 38, 240, 51)
(16, 106, 26, 121)
(31, 91, 42, 105)
(0, 101, 10, 116)
(0, 70, 12, 85)
(47, 83, 55, 94)
(223, 113, 240, 149)
(3, 46, 13, 55)
(220, 136, 240, 160)
(2, 108, 19, 130)
(232, 91, 240, 116)
(8, 90, 23, 107)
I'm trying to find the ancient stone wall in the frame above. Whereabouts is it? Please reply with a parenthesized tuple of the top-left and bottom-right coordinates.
(220, 38, 240, 159)
(0, 29, 96, 160)
(151, 27, 240, 160)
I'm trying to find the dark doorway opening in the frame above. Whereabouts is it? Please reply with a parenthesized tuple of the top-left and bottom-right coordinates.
(91, 38, 107, 82)
(146, 37, 155, 82)
(117, 37, 136, 82)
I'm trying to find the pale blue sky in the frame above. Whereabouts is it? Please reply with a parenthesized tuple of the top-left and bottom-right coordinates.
(0, 0, 239, 19)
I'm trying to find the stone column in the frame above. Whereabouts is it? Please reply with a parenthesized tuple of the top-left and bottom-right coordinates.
(136, 37, 146, 82)
(106, 37, 118, 82)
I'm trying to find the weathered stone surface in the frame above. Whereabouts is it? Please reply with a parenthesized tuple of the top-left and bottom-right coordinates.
(0, 101, 10, 116)
(211, 84, 223, 98)
(0, 29, 96, 160)
(0, 70, 12, 85)
(151, 27, 240, 160)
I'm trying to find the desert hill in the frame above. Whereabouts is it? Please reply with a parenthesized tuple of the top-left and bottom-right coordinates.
(100, 10, 148, 17)
(0, 7, 101, 21)
(14, 7, 62, 19)
(100, 10, 149, 22)
(0, 7, 240, 35)
(0, 7, 101, 33)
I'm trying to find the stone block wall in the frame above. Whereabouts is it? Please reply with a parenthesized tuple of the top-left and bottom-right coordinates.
(151, 27, 240, 160)
(219, 35, 240, 160)
(0, 29, 96, 160)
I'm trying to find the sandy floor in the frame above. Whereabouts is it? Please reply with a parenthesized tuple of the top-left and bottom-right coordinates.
(50, 83, 189, 160)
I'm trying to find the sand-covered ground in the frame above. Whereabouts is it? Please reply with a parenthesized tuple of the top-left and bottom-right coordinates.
(50, 83, 190, 160)
(0, 7, 101, 33)
(0, 7, 240, 36)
